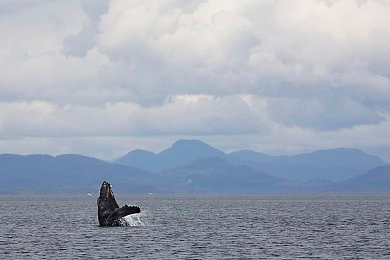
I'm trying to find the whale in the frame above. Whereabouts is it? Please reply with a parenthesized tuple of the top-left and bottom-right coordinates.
(97, 181, 141, 226)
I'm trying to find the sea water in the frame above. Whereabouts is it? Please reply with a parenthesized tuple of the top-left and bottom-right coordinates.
(0, 195, 389, 259)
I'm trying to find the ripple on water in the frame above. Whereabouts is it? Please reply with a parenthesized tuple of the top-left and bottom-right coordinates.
(0, 195, 389, 259)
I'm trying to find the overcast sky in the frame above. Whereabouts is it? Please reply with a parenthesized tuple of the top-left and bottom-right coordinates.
(1, 0, 390, 161)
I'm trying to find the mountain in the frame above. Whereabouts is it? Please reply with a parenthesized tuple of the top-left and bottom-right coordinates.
(115, 149, 157, 170)
(0, 152, 293, 194)
(228, 150, 278, 163)
(157, 157, 288, 193)
(1, 140, 388, 194)
(289, 148, 384, 169)
(0, 154, 158, 194)
(116, 139, 226, 172)
(336, 166, 390, 192)
(117, 140, 386, 182)
(228, 148, 385, 181)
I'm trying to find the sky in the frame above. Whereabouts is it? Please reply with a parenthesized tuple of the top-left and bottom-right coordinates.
(0, 0, 390, 161)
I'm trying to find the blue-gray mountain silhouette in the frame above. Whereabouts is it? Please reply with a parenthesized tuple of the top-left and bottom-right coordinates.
(0, 140, 388, 194)
(156, 157, 289, 193)
(228, 150, 278, 163)
(116, 139, 226, 172)
(228, 148, 385, 181)
(117, 140, 385, 181)
(336, 165, 390, 192)
(0, 154, 157, 194)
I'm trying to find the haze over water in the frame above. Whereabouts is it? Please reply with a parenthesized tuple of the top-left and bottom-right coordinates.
(1, 195, 389, 259)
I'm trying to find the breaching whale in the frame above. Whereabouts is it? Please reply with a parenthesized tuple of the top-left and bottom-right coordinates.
(97, 181, 141, 226)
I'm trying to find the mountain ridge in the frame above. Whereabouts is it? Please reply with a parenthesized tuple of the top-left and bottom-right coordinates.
(115, 139, 386, 182)
(0, 153, 158, 194)
(116, 139, 227, 172)
(0, 140, 388, 194)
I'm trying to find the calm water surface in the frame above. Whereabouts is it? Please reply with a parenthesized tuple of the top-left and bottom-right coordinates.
(0, 195, 390, 259)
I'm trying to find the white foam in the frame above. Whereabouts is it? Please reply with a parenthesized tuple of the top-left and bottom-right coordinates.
(124, 214, 145, 226)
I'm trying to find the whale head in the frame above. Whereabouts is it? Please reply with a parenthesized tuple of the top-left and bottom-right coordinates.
(100, 181, 114, 199)
(97, 181, 140, 226)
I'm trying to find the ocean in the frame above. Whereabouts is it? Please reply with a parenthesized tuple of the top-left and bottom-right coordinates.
(0, 195, 389, 259)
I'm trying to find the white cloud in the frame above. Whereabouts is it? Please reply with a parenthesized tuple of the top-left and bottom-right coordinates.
(0, 0, 389, 160)
(63, 0, 109, 57)
(0, 95, 266, 138)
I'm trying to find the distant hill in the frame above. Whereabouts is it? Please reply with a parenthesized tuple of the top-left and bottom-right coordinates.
(156, 157, 289, 193)
(115, 149, 158, 171)
(116, 139, 226, 172)
(231, 148, 385, 182)
(336, 166, 390, 192)
(228, 150, 280, 163)
(289, 148, 384, 169)
(117, 140, 386, 182)
(0, 140, 388, 194)
(0, 154, 158, 194)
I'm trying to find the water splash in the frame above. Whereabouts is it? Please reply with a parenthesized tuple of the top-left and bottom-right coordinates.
(124, 214, 145, 226)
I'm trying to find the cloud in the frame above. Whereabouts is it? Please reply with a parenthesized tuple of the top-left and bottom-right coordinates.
(266, 96, 385, 130)
(0, 0, 389, 160)
(0, 95, 266, 139)
(93, 0, 390, 127)
(63, 0, 109, 57)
